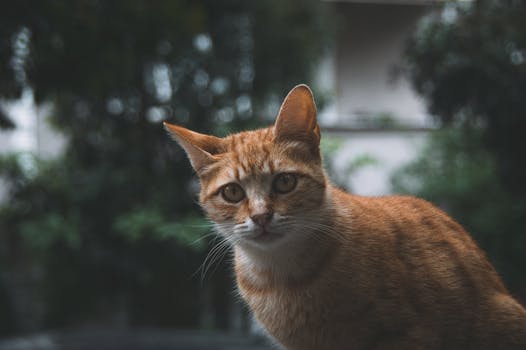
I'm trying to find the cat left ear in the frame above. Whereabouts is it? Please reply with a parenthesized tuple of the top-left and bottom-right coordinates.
(164, 122, 224, 174)
(273, 84, 320, 151)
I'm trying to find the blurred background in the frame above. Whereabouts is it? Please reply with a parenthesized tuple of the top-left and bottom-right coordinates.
(0, 0, 525, 349)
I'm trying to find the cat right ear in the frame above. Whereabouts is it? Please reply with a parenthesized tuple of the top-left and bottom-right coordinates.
(273, 84, 320, 152)
(163, 122, 223, 174)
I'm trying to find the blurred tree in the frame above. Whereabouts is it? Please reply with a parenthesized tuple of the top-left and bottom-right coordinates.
(0, 0, 331, 332)
(406, 0, 526, 196)
(398, 0, 526, 299)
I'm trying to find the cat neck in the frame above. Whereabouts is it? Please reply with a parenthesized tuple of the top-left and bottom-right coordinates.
(234, 185, 343, 289)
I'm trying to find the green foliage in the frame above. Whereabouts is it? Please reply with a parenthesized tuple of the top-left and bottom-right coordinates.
(113, 209, 209, 249)
(406, 0, 526, 195)
(0, 0, 331, 331)
(392, 128, 526, 295)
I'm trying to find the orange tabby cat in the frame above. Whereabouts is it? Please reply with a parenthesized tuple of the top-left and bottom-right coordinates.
(164, 85, 526, 349)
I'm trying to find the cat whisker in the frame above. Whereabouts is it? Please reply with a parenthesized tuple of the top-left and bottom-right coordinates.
(272, 219, 344, 243)
(196, 238, 232, 283)
(188, 231, 220, 246)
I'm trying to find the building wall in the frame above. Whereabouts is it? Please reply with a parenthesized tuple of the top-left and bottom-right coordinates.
(327, 130, 427, 195)
(0, 91, 66, 158)
(324, 2, 434, 126)
(0, 91, 66, 205)
(317, 2, 438, 195)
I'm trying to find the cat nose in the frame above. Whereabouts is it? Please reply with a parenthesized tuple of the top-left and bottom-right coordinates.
(251, 212, 274, 227)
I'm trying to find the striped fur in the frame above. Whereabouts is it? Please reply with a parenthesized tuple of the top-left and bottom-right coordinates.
(165, 85, 526, 349)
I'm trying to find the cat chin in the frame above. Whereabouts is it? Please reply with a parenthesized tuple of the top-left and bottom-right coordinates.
(234, 230, 303, 254)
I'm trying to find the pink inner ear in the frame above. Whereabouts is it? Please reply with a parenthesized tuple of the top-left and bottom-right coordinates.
(273, 84, 320, 146)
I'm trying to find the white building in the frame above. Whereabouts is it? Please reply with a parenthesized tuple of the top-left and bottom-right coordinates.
(0, 90, 66, 204)
(0, 90, 65, 158)
(318, 0, 466, 195)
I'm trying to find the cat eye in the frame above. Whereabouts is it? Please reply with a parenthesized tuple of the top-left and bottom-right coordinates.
(221, 183, 245, 203)
(273, 173, 297, 194)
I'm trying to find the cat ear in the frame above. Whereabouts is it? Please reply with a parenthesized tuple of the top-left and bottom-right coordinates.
(273, 84, 320, 149)
(164, 122, 223, 174)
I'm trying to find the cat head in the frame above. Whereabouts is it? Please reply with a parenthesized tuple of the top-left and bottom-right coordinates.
(164, 85, 329, 251)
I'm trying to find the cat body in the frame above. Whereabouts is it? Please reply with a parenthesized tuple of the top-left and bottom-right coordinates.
(165, 85, 526, 349)
(237, 190, 526, 349)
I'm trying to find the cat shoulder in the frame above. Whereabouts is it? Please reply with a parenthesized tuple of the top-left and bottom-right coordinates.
(331, 187, 441, 216)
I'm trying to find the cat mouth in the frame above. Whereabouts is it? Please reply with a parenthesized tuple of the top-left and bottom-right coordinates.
(246, 228, 283, 243)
